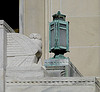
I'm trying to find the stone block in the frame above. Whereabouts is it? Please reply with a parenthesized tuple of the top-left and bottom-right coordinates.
(44, 57, 82, 77)
(6, 77, 100, 92)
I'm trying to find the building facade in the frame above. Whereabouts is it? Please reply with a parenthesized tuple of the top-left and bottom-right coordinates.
(19, 0, 100, 77)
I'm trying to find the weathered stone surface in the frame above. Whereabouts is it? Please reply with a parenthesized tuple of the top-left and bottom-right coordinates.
(5, 27, 100, 92)
(44, 57, 82, 77)
(7, 33, 42, 57)
(0, 20, 99, 92)
(0, 20, 8, 92)
(6, 33, 43, 80)
(0, 20, 15, 33)
(6, 77, 100, 92)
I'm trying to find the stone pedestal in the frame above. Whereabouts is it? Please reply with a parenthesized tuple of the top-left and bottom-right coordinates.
(44, 57, 82, 77)
(6, 77, 100, 92)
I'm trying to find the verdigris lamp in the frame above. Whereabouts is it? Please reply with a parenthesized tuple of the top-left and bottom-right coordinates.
(44, 11, 82, 77)
(49, 11, 69, 58)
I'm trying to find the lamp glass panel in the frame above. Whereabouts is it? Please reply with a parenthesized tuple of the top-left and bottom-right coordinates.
(50, 29, 55, 48)
(59, 28, 66, 47)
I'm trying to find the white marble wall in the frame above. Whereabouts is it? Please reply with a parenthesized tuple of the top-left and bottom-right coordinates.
(6, 77, 100, 92)
(0, 20, 7, 92)
(0, 20, 15, 92)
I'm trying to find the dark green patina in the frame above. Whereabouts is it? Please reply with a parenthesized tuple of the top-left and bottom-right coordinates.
(49, 11, 69, 58)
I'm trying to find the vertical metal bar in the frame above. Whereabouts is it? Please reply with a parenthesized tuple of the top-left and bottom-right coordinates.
(58, 21, 61, 46)
(55, 21, 58, 47)
(66, 21, 69, 51)
(49, 23, 51, 52)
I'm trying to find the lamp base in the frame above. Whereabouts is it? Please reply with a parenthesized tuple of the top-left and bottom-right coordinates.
(44, 57, 82, 77)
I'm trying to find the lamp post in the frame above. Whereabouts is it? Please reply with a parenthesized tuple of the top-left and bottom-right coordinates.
(44, 11, 82, 77)
(49, 11, 69, 58)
